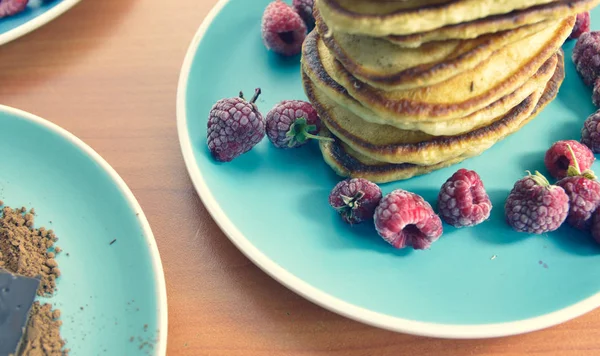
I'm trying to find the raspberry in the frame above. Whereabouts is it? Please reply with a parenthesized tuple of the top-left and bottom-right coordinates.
(265, 100, 330, 148)
(329, 178, 382, 225)
(572, 31, 600, 87)
(437, 169, 492, 227)
(544, 140, 595, 180)
(505, 171, 569, 234)
(207, 89, 265, 162)
(374, 190, 443, 250)
(570, 12, 591, 40)
(556, 143, 600, 230)
(293, 0, 315, 30)
(262, 0, 307, 56)
(581, 109, 600, 153)
(0, 0, 28, 18)
(590, 209, 600, 244)
(593, 79, 600, 107)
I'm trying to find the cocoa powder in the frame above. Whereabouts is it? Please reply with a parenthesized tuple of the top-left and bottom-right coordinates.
(0, 204, 67, 355)
(19, 303, 68, 356)
(0, 206, 61, 296)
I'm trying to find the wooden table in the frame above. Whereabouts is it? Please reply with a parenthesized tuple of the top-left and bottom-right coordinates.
(0, 1, 598, 355)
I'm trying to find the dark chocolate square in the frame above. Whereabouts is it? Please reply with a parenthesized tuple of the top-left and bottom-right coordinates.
(0, 270, 40, 356)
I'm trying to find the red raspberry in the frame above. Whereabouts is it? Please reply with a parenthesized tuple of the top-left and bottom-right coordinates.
(374, 190, 443, 250)
(544, 140, 595, 179)
(265, 100, 330, 149)
(505, 171, 569, 234)
(572, 31, 600, 87)
(329, 178, 382, 225)
(437, 169, 492, 228)
(262, 0, 307, 57)
(207, 89, 265, 162)
(590, 209, 600, 244)
(293, 0, 315, 30)
(570, 12, 591, 40)
(0, 0, 28, 18)
(581, 110, 600, 153)
(556, 143, 600, 230)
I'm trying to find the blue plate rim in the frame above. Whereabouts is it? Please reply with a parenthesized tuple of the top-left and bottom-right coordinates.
(0, 104, 169, 354)
(176, 0, 600, 339)
(0, 0, 81, 47)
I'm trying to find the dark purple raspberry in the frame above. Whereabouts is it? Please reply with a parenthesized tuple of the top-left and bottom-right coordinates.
(593, 79, 600, 107)
(544, 140, 595, 179)
(582, 109, 600, 153)
(505, 171, 569, 234)
(329, 178, 382, 225)
(572, 31, 600, 87)
(374, 190, 443, 250)
(557, 176, 600, 230)
(262, 0, 307, 57)
(207, 89, 265, 162)
(265, 100, 330, 148)
(293, 0, 315, 30)
(590, 209, 600, 244)
(570, 12, 591, 40)
(437, 168, 492, 228)
(0, 0, 28, 19)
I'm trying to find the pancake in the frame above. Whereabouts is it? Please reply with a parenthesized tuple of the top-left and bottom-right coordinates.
(317, 0, 558, 36)
(303, 50, 557, 137)
(302, 17, 573, 123)
(304, 53, 561, 165)
(385, 0, 600, 48)
(318, 60, 563, 183)
(316, 9, 550, 90)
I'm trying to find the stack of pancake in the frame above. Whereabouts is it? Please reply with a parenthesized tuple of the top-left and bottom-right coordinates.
(301, 0, 599, 183)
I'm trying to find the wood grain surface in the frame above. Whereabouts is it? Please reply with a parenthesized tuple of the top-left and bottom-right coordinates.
(0, 1, 598, 355)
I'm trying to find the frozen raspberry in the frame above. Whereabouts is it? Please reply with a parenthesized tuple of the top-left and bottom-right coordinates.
(262, 0, 307, 56)
(570, 12, 591, 39)
(590, 209, 600, 244)
(374, 190, 443, 250)
(505, 171, 569, 234)
(293, 0, 315, 30)
(556, 143, 600, 230)
(593, 79, 600, 107)
(207, 89, 265, 162)
(437, 169, 492, 228)
(265, 100, 330, 148)
(329, 178, 382, 225)
(581, 109, 600, 153)
(0, 0, 28, 18)
(544, 140, 595, 179)
(573, 31, 600, 87)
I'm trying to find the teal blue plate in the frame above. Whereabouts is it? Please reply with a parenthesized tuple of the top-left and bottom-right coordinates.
(177, 0, 600, 338)
(0, 0, 80, 46)
(0, 106, 167, 354)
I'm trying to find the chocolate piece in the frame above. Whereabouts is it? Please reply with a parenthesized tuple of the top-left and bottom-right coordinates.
(0, 270, 40, 356)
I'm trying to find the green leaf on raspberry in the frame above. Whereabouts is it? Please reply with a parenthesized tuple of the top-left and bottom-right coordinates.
(527, 170, 551, 187)
(335, 191, 366, 224)
(285, 117, 333, 148)
(566, 143, 597, 180)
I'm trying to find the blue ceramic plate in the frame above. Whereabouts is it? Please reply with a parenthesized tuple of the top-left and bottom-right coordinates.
(0, 106, 167, 354)
(0, 0, 80, 46)
(178, 0, 600, 338)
